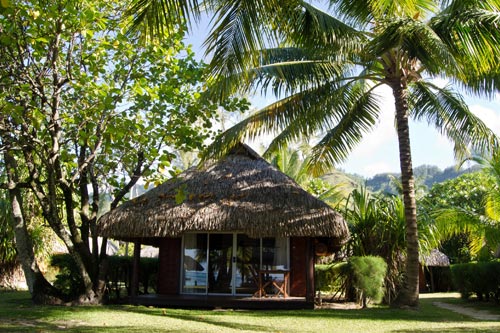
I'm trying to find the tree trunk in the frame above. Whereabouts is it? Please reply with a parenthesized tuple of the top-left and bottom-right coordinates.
(3, 149, 65, 304)
(392, 83, 420, 308)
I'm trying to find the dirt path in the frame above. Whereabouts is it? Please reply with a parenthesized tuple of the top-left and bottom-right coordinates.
(433, 301, 500, 321)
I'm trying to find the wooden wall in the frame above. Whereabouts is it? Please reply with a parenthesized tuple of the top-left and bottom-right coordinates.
(290, 237, 309, 297)
(157, 237, 182, 295)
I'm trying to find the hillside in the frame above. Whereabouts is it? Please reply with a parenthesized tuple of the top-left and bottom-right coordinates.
(320, 169, 364, 194)
(322, 164, 482, 195)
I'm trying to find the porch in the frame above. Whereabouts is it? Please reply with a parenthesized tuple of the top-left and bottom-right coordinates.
(131, 294, 314, 310)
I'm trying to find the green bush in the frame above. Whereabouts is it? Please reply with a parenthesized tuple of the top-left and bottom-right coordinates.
(315, 256, 387, 307)
(50, 254, 159, 299)
(50, 254, 85, 298)
(316, 262, 346, 294)
(348, 256, 387, 306)
(451, 260, 500, 301)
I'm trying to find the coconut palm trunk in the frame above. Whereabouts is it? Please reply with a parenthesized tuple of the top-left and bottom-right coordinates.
(392, 82, 419, 306)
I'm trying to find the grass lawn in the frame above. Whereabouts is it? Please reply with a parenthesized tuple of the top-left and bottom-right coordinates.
(0, 291, 499, 333)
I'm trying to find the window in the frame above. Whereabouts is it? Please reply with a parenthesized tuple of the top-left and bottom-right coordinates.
(181, 233, 289, 295)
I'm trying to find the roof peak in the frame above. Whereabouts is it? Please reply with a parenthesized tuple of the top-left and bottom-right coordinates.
(227, 142, 261, 160)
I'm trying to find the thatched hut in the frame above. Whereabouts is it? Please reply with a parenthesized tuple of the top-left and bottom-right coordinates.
(419, 249, 452, 293)
(98, 143, 349, 308)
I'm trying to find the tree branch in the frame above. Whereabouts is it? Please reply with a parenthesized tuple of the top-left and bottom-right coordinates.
(110, 151, 147, 210)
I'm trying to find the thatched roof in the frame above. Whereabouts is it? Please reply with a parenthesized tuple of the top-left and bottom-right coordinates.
(97, 143, 349, 242)
(422, 249, 450, 267)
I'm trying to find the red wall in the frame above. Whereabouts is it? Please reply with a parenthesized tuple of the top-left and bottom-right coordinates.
(157, 237, 182, 295)
(290, 237, 308, 297)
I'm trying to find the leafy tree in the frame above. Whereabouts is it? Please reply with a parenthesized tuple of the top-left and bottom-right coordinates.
(429, 154, 500, 261)
(0, 193, 15, 267)
(0, 0, 245, 303)
(188, 0, 499, 307)
(419, 170, 490, 263)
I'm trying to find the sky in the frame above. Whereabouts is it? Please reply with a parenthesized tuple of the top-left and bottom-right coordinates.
(185, 12, 500, 179)
(245, 84, 500, 178)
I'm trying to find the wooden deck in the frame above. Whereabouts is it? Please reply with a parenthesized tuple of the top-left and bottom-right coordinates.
(129, 294, 314, 310)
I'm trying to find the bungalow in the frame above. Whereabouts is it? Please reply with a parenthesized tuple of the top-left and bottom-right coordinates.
(97, 143, 349, 309)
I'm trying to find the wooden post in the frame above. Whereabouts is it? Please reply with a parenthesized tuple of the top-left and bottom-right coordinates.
(305, 238, 315, 303)
(131, 240, 141, 303)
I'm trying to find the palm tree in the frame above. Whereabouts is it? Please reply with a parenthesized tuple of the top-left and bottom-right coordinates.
(200, 0, 500, 307)
(344, 188, 406, 304)
(128, 0, 500, 307)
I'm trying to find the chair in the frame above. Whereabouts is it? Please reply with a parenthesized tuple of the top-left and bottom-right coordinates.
(271, 275, 288, 298)
(247, 264, 271, 297)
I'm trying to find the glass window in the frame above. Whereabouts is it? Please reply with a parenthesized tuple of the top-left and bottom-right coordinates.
(262, 237, 289, 270)
(207, 234, 233, 294)
(182, 234, 207, 294)
(181, 233, 289, 295)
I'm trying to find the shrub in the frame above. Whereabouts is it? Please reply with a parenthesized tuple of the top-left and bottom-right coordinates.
(451, 260, 500, 301)
(50, 254, 85, 298)
(315, 256, 387, 307)
(316, 262, 346, 295)
(348, 256, 387, 307)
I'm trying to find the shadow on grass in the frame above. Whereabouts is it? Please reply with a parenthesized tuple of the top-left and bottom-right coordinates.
(0, 291, 274, 333)
(3, 291, 499, 333)
(392, 327, 500, 333)
(116, 296, 480, 325)
(0, 322, 194, 333)
(114, 306, 279, 332)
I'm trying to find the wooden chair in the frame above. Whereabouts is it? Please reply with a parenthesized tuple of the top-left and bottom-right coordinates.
(271, 274, 288, 298)
(247, 264, 271, 297)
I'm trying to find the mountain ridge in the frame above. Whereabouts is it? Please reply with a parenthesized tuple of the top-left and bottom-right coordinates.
(322, 164, 482, 194)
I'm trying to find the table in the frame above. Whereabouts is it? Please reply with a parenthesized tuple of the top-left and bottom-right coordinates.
(257, 269, 290, 298)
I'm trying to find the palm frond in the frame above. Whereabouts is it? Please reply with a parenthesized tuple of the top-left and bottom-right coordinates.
(289, 1, 365, 53)
(431, 1, 500, 85)
(203, 83, 334, 160)
(251, 59, 349, 98)
(125, 0, 200, 38)
(204, 0, 288, 80)
(207, 46, 350, 101)
(409, 81, 498, 162)
(458, 70, 500, 98)
(206, 73, 377, 162)
(307, 82, 382, 176)
(328, 0, 438, 27)
(367, 17, 457, 75)
(204, 0, 364, 87)
(485, 190, 500, 221)
(434, 207, 500, 256)
(263, 78, 380, 160)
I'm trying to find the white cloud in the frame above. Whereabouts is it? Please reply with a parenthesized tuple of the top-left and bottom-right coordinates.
(362, 162, 399, 177)
(470, 104, 500, 135)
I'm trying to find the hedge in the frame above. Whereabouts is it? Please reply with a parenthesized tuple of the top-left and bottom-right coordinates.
(451, 260, 500, 301)
(50, 254, 159, 299)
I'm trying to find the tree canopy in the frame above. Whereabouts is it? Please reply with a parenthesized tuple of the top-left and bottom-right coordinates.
(0, 0, 247, 303)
